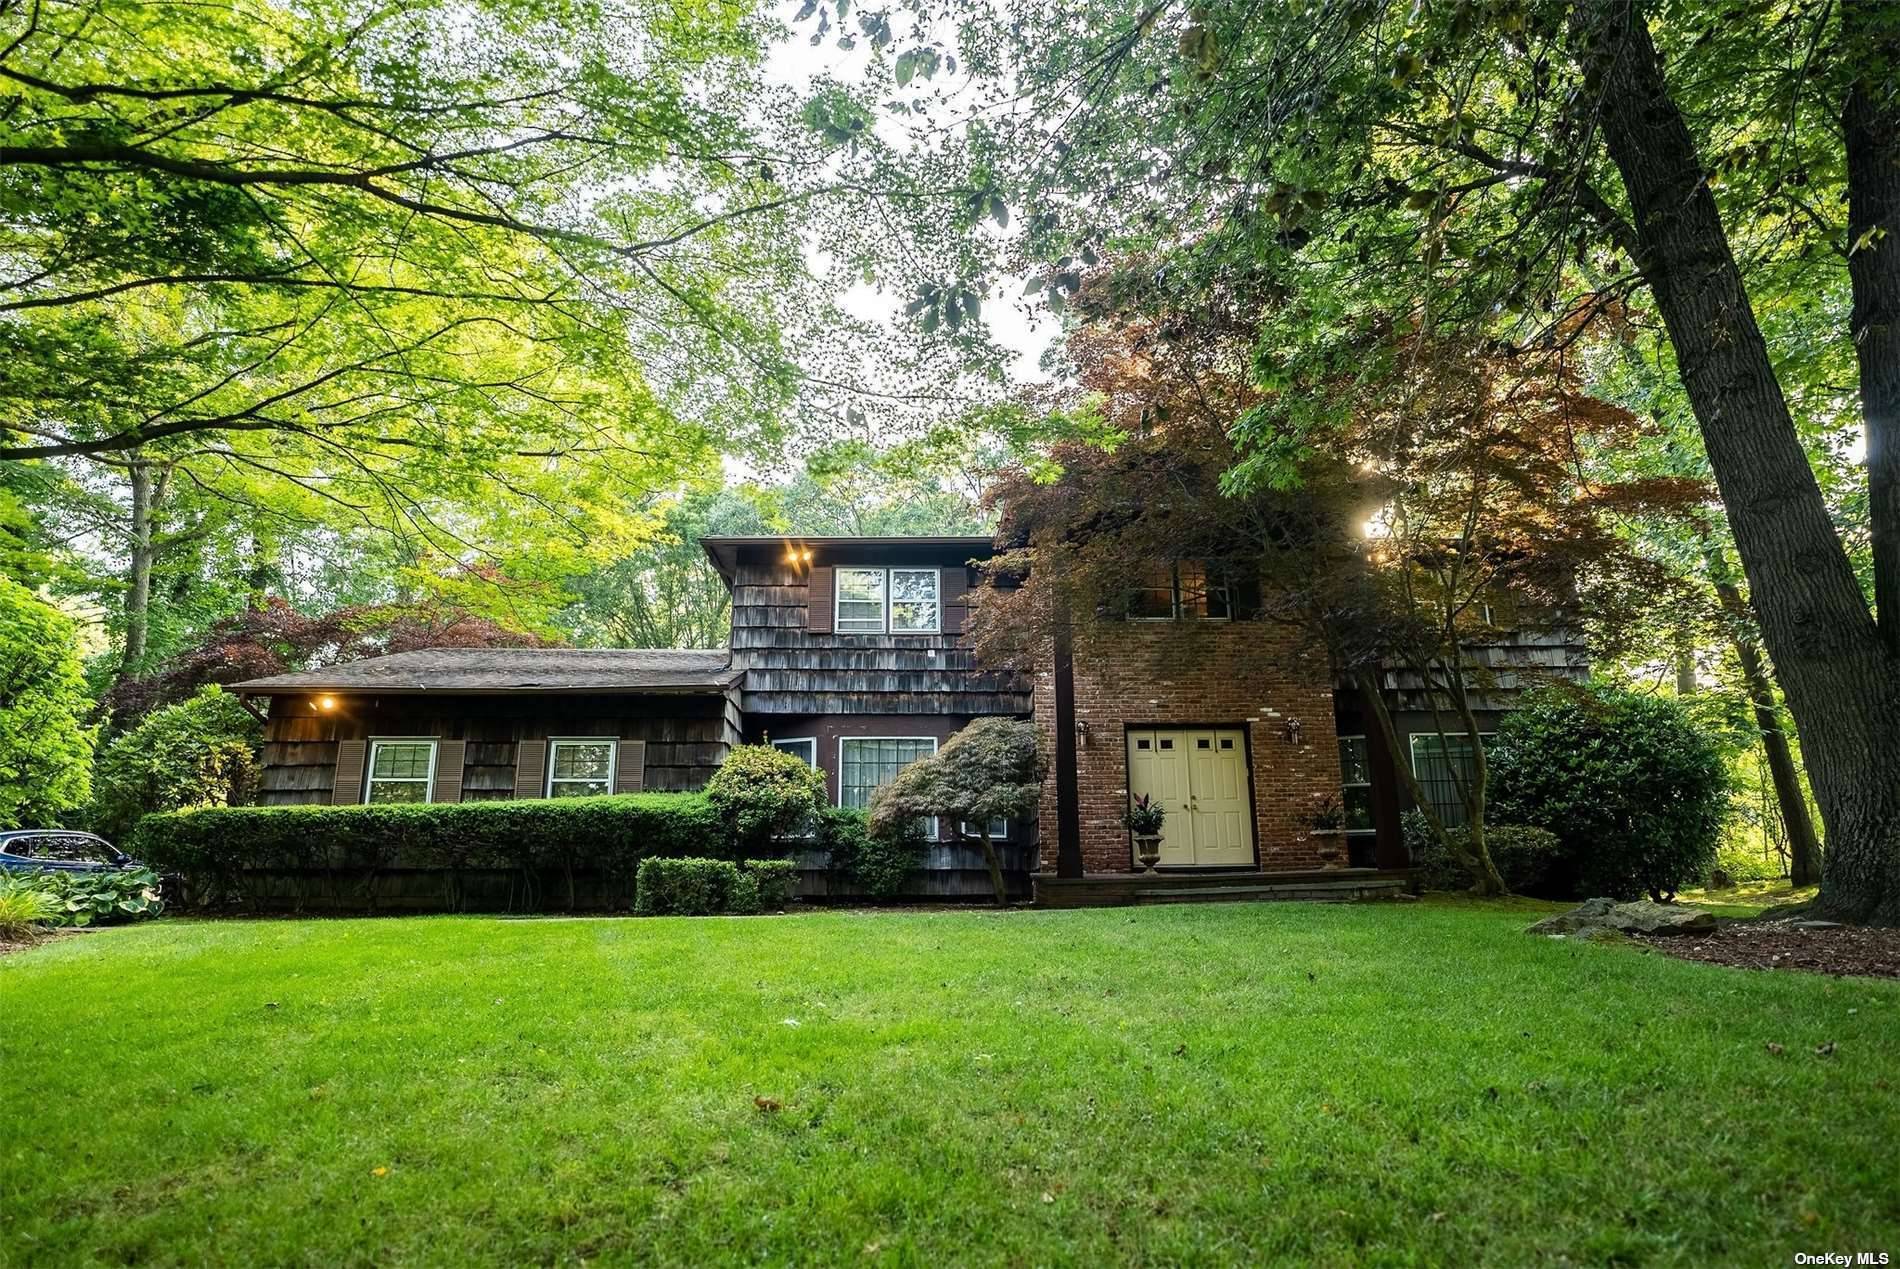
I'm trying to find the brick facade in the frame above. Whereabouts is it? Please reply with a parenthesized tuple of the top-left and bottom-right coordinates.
(1035, 621, 1346, 874)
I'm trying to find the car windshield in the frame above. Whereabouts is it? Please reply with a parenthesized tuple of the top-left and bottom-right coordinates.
(7, 833, 113, 864)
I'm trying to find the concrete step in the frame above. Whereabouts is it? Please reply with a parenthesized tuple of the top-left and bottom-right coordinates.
(1132, 880, 1405, 905)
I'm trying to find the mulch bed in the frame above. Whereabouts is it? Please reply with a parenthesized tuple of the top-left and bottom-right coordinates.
(1635, 919, 1900, 980)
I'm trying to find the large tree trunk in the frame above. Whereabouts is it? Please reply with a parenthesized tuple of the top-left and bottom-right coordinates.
(119, 456, 156, 677)
(1845, 2, 1900, 658)
(1707, 548, 1823, 886)
(1574, 0, 1900, 923)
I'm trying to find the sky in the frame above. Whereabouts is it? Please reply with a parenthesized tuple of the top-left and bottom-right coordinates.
(762, 11, 1062, 391)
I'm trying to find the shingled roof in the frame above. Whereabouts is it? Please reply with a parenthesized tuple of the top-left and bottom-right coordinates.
(232, 648, 740, 695)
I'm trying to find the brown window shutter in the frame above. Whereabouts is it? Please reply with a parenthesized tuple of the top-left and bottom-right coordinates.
(332, 740, 367, 805)
(614, 740, 646, 794)
(807, 565, 833, 633)
(432, 740, 466, 804)
(942, 566, 970, 634)
(514, 740, 548, 799)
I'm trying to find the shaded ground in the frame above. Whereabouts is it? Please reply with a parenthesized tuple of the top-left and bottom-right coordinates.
(1637, 918, 1900, 980)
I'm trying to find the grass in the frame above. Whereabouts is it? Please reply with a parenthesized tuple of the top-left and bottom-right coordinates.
(4, 903, 1897, 1266)
(1679, 879, 1821, 918)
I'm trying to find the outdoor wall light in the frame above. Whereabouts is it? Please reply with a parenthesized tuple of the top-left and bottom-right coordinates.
(1075, 719, 1091, 746)
(315, 695, 337, 712)
(1283, 716, 1304, 745)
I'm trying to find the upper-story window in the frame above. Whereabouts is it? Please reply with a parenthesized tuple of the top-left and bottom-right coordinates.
(1128, 561, 1231, 621)
(835, 567, 940, 634)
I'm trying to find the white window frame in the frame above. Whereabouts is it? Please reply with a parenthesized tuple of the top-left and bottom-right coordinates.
(768, 736, 821, 836)
(838, 735, 939, 839)
(833, 566, 941, 635)
(888, 567, 942, 634)
(770, 736, 818, 766)
(960, 818, 1008, 840)
(364, 737, 438, 804)
(1337, 734, 1375, 837)
(835, 566, 889, 634)
(545, 737, 619, 798)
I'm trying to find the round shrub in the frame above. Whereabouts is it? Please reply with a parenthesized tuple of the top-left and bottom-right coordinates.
(705, 744, 826, 849)
(89, 685, 260, 839)
(1488, 683, 1730, 901)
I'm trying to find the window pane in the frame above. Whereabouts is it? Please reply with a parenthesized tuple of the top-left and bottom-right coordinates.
(839, 738, 934, 809)
(1411, 735, 1480, 827)
(549, 779, 610, 798)
(22, 834, 107, 863)
(890, 569, 940, 632)
(552, 742, 613, 780)
(367, 779, 428, 804)
(837, 568, 885, 603)
(771, 738, 817, 766)
(1128, 562, 1175, 618)
(1338, 736, 1371, 786)
(835, 567, 886, 633)
(1342, 786, 1374, 833)
(371, 743, 432, 779)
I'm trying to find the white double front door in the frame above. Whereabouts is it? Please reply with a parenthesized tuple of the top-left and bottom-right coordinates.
(1125, 727, 1254, 867)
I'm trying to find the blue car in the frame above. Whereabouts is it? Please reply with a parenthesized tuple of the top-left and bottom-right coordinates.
(0, 830, 140, 874)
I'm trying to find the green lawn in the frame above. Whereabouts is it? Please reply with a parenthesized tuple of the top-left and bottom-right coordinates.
(4, 903, 1897, 1266)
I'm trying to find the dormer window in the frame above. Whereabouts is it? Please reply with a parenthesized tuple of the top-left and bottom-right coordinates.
(835, 567, 941, 634)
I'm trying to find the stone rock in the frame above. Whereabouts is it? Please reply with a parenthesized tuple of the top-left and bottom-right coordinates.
(1606, 900, 1716, 936)
(1526, 896, 1715, 938)
(1526, 896, 1618, 935)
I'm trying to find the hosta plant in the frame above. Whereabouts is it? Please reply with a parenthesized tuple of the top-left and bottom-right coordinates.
(26, 868, 165, 927)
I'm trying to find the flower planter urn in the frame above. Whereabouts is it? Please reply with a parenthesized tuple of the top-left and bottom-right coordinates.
(1133, 833, 1162, 873)
(1308, 828, 1347, 869)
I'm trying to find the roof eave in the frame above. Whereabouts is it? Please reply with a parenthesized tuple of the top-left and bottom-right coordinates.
(234, 679, 742, 697)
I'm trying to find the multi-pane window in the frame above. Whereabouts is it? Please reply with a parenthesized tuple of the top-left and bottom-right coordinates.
(889, 569, 941, 632)
(1408, 733, 1492, 827)
(547, 738, 616, 798)
(834, 567, 940, 634)
(1337, 736, 1375, 834)
(840, 737, 938, 836)
(835, 567, 888, 633)
(1127, 561, 1232, 620)
(365, 739, 436, 803)
(960, 819, 1008, 840)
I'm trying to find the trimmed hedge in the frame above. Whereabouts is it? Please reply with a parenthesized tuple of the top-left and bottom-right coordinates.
(633, 857, 800, 916)
(128, 793, 738, 912)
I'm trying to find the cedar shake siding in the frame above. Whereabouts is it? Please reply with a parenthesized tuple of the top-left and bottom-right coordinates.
(259, 694, 735, 804)
(703, 536, 1028, 720)
(240, 649, 744, 804)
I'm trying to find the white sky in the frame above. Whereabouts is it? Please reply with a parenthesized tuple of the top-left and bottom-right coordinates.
(763, 16, 1061, 391)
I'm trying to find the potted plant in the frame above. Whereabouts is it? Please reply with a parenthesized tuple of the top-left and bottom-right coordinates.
(1308, 795, 1347, 867)
(1123, 794, 1167, 872)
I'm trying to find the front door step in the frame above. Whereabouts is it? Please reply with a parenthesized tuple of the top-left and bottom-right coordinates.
(1133, 880, 1404, 904)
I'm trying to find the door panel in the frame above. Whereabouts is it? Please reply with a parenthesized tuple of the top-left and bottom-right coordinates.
(1127, 729, 1194, 865)
(1187, 730, 1253, 865)
(1127, 727, 1254, 867)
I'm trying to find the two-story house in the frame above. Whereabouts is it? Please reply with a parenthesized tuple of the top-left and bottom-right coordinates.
(234, 533, 1581, 902)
